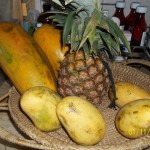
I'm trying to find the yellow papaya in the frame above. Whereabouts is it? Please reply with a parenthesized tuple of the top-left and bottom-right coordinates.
(33, 24, 69, 77)
(0, 22, 57, 94)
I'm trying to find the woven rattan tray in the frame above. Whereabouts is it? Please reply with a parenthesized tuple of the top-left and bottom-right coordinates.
(0, 59, 150, 150)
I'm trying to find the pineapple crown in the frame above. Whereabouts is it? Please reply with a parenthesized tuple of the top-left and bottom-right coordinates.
(50, 0, 131, 57)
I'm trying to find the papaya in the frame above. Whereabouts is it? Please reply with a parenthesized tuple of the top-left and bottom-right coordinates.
(33, 24, 69, 77)
(0, 22, 57, 94)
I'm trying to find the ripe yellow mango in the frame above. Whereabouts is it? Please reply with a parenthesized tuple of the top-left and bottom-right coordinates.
(108, 82, 150, 108)
(115, 99, 150, 139)
(56, 96, 106, 146)
(20, 86, 61, 132)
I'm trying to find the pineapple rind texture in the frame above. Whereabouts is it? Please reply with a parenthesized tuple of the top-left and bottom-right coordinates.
(58, 51, 110, 106)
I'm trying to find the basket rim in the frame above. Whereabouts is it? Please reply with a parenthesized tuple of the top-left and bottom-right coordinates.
(7, 63, 150, 150)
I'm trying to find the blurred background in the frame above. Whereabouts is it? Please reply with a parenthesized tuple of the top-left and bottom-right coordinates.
(0, 0, 150, 26)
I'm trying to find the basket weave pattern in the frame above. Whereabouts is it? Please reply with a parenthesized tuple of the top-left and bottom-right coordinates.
(1, 61, 150, 150)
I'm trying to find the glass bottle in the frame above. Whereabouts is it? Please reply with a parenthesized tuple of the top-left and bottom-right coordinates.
(124, 2, 141, 31)
(28, 8, 40, 34)
(113, 1, 126, 30)
(22, 2, 29, 32)
(130, 6, 147, 46)
(37, 2, 52, 24)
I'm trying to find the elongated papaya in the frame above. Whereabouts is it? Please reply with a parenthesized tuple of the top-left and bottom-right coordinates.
(0, 22, 57, 94)
(33, 24, 69, 77)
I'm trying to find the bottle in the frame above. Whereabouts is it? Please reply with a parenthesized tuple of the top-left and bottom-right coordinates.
(130, 6, 147, 46)
(28, 8, 39, 28)
(22, 2, 29, 32)
(37, 2, 52, 24)
(124, 2, 141, 31)
(113, 1, 126, 30)
(28, 8, 40, 34)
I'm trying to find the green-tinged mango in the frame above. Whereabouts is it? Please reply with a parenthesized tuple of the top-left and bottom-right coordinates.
(20, 86, 61, 131)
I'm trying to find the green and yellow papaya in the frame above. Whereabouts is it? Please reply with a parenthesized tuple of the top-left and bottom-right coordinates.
(0, 22, 57, 94)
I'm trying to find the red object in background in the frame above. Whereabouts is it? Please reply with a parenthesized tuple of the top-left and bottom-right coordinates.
(124, 2, 141, 32)
(113, 1, 126, 30)
(130, 6, 147, 46)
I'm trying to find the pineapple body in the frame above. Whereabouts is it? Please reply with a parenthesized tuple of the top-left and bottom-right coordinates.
(58, 51, 110, 106)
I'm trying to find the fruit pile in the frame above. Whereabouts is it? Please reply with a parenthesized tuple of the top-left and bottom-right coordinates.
(0, 21, 150, 146)
(0, 0, 150, 146)
(20, 83, 150, 146)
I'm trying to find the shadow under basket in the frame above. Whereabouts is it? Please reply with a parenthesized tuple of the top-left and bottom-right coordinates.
(1, 61, 150, 150)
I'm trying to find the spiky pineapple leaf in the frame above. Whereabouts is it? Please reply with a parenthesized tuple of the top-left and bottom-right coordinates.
(91, 40, 98, 54)
(52, 0, 64, 7)
(78, 9, 101, 51)
(49, 14, 66, 20)
(49, 11, 68, 25)
(104, 16, 131, 52)
(78, 22, 85, 40)
(70, 20, 79, 51)
(88, 9, 103, 50)
(65, 0, 73, 5)
(97, 35, 104, 49)
(110, 38, 121, 54)
(98, 19, 109, 32)
(65, 0, 101, 16)
(52, 19, 65, 24)
(100, 32, 112, 51)
(88, 28, 96, 51)
(78, 19, 95, 50)
(83, 42, 90, 58)
(91, 8, 102, 24)
(52, 0, 131, 56)
(62, 10, 76, 46)
(108, 27, 119, 43)
(62, 6, 85, 46)
(65, 2, 79, 11)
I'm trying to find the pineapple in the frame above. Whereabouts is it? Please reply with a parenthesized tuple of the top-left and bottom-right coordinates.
(51, 0, 130, 106)
(58, 50, 109, 105)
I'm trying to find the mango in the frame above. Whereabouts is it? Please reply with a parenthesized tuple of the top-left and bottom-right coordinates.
(20, 86, 61, 131)
(115, 99, 150, 139)
(56, 96, 106, 146)
(108, 81, 150, 108)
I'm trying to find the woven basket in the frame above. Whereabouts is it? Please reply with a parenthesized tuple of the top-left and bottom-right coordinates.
(0, 59, 150, 150)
